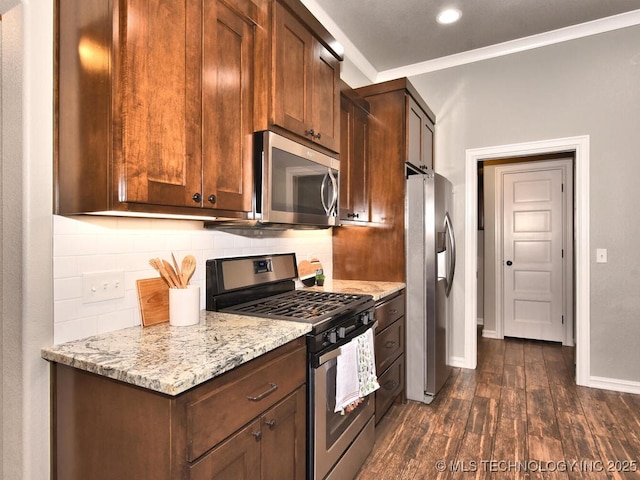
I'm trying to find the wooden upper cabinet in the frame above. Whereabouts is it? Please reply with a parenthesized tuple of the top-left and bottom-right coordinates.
(201, 0, 261, 212)
(407, 96, 434, 171)
(271, 1, 341, 153)
(118, 0, 201, 209)
(55, 0, 264, 217)
(339, 88, 370, 222)
(333, 78, 436, 282)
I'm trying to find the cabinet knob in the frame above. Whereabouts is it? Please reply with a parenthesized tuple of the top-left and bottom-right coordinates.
(207, 194, 217, 205)
(347, 213, 359, 219)
(252, 431, 262, 442)
(192, 193, 202, 203)
(264, 418, 277, 430)
(315, 132, 322, 140)
(305, 129, 315, 138)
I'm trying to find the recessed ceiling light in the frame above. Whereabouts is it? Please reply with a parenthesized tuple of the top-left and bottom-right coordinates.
(437, 8, 462, 25)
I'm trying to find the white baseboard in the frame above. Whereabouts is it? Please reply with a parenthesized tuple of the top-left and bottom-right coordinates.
(448, 356, 466, 368)
(477, 317, 484, 326)
(481, 329, 499, 339)
(589, 376, 640, 395)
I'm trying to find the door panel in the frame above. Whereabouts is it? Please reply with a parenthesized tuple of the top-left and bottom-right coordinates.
(120, 0, 202, 207)
(503, 168, 564, 342)
(202, 0, 255, 212)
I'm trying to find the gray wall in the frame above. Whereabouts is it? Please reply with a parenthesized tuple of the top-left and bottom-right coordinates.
(410, 25, 640, 381)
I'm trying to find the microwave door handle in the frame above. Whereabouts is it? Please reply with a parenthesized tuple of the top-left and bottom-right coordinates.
(320, 172, 330, 214)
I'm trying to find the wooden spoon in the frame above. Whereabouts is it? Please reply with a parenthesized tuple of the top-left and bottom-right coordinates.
(171, 252, 184, 288)
(162, 260, 182, 288)
(149, 258, 176, 288)
(180, 255, 196, 286)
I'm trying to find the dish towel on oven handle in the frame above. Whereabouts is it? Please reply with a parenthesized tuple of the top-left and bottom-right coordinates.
(334, 339, 360, 413)
(356, 328, 380, 397)
(334, 329, 380, 414)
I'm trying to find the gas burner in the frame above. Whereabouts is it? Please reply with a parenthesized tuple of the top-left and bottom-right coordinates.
(221, 290, 372, 324)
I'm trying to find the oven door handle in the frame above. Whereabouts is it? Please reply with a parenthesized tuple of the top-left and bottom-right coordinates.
(316, 320, 378, 366)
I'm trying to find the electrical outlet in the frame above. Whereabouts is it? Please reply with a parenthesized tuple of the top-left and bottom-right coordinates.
(82, 271, 125, 303)
(596, 249, 607, 263)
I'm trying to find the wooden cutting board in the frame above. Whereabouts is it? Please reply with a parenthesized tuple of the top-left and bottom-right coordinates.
(137, 277, 169, 327)
(298, 258, 324, 279)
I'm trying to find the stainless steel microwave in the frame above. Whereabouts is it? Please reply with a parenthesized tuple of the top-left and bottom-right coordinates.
(252, 131, 339, 227)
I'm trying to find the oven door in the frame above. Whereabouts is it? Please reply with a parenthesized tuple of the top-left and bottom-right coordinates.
(311, 336, 376, 479)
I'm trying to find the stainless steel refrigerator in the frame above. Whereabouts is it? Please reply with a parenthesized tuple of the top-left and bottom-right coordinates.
(405, 163, 456, 404)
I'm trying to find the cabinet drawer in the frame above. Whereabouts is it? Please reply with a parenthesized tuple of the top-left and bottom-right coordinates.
(374, 293, 405, 331)
(375, 355, 404, 423)
(186, 344, 306, 461)
(375, 318, 404, 373)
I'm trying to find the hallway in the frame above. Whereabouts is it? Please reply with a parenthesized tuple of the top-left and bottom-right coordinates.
(356, 335, 640, 479)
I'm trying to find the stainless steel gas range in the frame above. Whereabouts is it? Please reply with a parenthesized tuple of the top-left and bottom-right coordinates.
(206, 253, 377, 480)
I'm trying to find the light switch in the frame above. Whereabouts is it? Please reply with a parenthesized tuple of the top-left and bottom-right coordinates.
(596, 249, 607, 263)
(83, 271, 125, 303)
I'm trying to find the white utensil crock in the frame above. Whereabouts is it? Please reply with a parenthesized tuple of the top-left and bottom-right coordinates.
(169, 285, 200, 326)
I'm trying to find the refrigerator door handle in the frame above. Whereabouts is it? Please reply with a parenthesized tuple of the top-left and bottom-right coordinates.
(444, 212, 456, 297)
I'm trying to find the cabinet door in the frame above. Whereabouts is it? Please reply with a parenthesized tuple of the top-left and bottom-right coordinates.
(118, 0, 203, 208)
(261, 387, 306, 480)
(189, 419, 261, 480)
(339, 97, 369, 222)
(407, 96, 434, 170)
(201, 0, 257, 213)
(311, 43, 340, 152)
(273, 2, 340, 153)
(273, 2, 314, 139)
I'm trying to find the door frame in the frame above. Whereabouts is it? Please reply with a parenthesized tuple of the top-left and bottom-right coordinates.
(494, 159, 574, 345)
(464, 135, 590, 387)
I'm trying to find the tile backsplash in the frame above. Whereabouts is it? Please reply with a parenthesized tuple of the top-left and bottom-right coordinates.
(53, 215, 333, 344)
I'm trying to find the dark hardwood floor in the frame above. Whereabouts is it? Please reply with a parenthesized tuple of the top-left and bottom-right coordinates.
(356, 333, 640, 479)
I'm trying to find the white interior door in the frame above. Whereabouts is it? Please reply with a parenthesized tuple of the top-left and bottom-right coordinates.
(503, 168, 565, 342)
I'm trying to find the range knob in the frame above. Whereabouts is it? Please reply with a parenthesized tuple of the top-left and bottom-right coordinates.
(361, 311, 371, 325)
(337, 327, 347, 339)
(326, 331, 337, 344)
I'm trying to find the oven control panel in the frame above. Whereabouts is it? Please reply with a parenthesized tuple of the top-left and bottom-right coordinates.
(253, 259, 273, 274)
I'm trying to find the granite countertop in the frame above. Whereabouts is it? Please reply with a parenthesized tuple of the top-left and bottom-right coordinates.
(306, 279, 405, 301)
(41, 311, 311, 396)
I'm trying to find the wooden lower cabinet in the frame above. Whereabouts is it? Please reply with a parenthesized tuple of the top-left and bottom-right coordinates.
(375, 356, 405, 422)
(189, 387, 306, 480)
(51, 338, 306, 480)
(373, 290, 406, 423)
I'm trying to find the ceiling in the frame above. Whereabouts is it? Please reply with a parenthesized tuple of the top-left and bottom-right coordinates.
(310, 0, 640, 78)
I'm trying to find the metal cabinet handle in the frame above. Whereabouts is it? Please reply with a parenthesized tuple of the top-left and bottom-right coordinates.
(247, 382, 278, 402)
(252, 430, 262, 441)
(305, 129, 315, 137)
(506, 260, 513, 266)
(385, 340, 397, 349)
(208, 194, 217, 205)
(264, 418, 277, 430)
(388, 309, 398, 315)
(192, 193, 202, 203)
